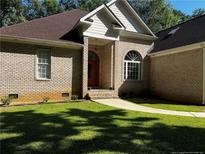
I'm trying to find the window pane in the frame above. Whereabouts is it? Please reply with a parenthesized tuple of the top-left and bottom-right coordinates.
(125, 51, 141, 61)
(126, 62, 139, 80)
(124, 51, 142, 80)
(37, 49, 51, 79)
(124, 62, 127, 79)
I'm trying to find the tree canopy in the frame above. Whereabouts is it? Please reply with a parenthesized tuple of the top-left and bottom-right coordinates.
(0, 0, 203, 33)
(192, 8, 205, 18)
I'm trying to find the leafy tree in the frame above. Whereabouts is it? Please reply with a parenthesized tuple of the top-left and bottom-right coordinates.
(59, 0, 76, 11)
(78, 0, 108, 11)
(129, 0, 181, 32)
(0, 0, 26, 27)
(173, 9, 190, 23)
(42, 0, 59, 16)
(192, 8, 205, 18)
(1, 0, 204, 32)
(23, 0, 45, 20)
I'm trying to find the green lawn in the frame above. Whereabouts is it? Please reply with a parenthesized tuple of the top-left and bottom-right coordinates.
(1, 101, 205, 154)
(126, 98, 205, 112)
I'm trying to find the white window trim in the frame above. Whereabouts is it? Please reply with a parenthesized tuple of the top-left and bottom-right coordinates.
(124, 60, 141, 81)
(35, 49, 51, 81)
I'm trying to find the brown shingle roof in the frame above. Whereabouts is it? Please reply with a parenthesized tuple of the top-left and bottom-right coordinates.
(152, 15, 205, 53)
(0, 9, 88, 43)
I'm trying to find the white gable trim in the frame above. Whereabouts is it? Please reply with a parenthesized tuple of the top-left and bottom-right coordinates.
(80, 5, 104, 24)
(107, 0, 117, 6)
(107, 0, 156, 37)
(104, 4, 126, 30)
(81, 0, 155, 38)
(121, 0, 156, 37)
(80, 4, 125, 30)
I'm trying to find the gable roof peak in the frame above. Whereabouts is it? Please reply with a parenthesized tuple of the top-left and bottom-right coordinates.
(80, 0, 156, 37)
(80, 2, 125, 30)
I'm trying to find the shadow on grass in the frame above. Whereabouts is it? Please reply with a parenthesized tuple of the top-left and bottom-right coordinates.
(1, 108, 205, 154)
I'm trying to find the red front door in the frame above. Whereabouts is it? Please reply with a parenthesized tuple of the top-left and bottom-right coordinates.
(88, 60, 99, 88)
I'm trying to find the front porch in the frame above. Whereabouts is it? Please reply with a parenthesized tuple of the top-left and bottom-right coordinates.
(82, 37, 119, 99)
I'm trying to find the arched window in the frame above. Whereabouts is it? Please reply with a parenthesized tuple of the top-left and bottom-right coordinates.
(124, 51, 142, 80)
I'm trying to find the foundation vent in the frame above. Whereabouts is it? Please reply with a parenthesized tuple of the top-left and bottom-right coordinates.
(8, 94, 18, 99)
(62, 93, 69, 97)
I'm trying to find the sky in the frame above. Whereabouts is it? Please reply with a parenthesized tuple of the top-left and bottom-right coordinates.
(170, 0, 205, 15)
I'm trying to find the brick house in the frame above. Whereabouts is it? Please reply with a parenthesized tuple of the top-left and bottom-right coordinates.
(0, 0, 205, 104)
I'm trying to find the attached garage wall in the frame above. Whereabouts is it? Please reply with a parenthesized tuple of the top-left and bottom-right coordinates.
(0, 42, 82, 103)
(150, 49, 203, 104)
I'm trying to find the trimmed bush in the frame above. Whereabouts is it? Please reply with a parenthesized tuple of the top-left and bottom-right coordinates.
(42, 97, 50, 103)
(1, 96, 12, 106)
(71, 95, 79, 100)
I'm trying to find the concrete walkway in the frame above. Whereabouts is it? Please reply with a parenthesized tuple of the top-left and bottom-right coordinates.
(93, 98, 205, 117)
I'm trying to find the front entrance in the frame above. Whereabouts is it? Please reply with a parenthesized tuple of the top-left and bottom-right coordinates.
(88, 51, 99, 88)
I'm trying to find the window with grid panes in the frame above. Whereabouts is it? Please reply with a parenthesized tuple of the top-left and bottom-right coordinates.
(124, 51, 142, 80)
(37, 49, 51, 79)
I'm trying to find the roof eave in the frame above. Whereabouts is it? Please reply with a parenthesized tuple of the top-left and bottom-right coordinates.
(0, 35, 83, 49)
(149, 41, 205, 57)
(120, 30, 158, 41)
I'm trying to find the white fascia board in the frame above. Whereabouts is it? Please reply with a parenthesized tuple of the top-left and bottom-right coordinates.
(83, 32, 119, 41)
(107, 0, 118, 6)
(80, 4, 105, 23)
(121, 0, 156, 37)
(120, 30, 157, 41)
(80, 3, 124, 30)
(149, 42, 205, 57)
(104, 4, 125, 29)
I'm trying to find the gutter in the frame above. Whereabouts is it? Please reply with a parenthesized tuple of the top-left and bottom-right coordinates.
(0, 35, 83, 50)
(119, 30, 158, 41)
(149, 41, 205, 57)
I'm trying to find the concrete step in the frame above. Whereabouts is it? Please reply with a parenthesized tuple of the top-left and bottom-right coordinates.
(88, 89, 118, 99)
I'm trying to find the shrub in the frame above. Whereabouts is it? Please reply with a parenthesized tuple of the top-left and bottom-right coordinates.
(1, 96, 12, 106)
(85, 93, 91, 100)
(42, 97, 50, 103)
(71, 95, 79, 100)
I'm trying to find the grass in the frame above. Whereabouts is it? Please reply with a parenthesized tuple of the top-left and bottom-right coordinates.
(0, 101, 205, 154)
(126, 98, 205, 112)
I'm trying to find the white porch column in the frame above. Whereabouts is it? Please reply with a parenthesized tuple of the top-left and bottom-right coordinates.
(203, 47, 205, 104)
(82, 37, 88, 98)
